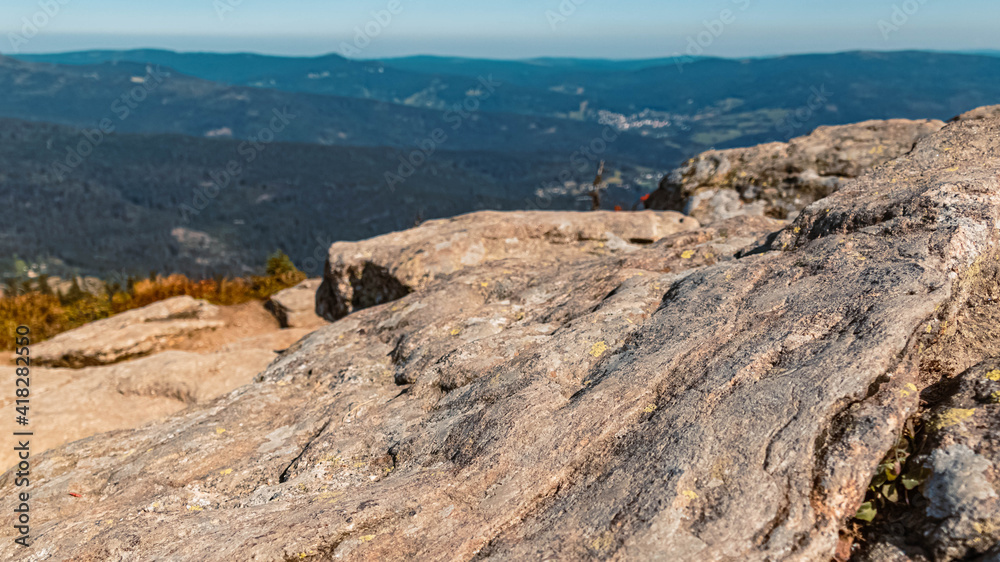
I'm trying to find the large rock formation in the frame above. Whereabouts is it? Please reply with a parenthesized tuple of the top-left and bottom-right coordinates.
(33, 296, 225, 367)
(2, 108, 1000, 561)
(644, 118, 945, 224)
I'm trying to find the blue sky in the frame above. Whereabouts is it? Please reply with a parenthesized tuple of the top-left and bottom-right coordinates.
(2, 0, 997, 58)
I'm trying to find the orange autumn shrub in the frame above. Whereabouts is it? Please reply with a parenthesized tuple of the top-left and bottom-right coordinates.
(1, 252, 308, 349)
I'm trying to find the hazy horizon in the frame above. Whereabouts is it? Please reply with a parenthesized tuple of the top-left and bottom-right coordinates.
(2, 0, 998, 59)
(7, 43, 1000, 63)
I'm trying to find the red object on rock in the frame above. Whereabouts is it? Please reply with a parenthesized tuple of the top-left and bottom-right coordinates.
(640, 193, 651, 202)
(69, 492, 82, 498)
(614, 205, 622, 212)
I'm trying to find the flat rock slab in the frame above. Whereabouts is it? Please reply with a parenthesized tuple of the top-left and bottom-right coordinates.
(265, 278, 328, 329)
(0, 348, 277, 471)
(33, 296, 224, 367)
(2, 110, 1000, 560)
(317, 209, 700, 320)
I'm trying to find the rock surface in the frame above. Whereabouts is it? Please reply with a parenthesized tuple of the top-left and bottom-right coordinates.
(266, 278, 328, 329)
(858, 358, 1000, 561)
(33, 296, 225, 367)
(1, 349, 273, 471)
(317, 210, 700, 320)
(2, 301, 314, 471)
(2, 111, 1000, 561)
(953, 105, 1000, 123)
(644, 118, 945, 224)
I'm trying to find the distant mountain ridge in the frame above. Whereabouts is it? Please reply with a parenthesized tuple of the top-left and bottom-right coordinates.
(14, 50, 1000, 154)
(0, 55, 667, 162)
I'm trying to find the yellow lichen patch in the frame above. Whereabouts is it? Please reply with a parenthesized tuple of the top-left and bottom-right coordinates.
(643, 403, 657, 413)
(681, 250, 695, 259)
(590, 341, 608, 357)
(991, 392, 1000, 404)
(219, 468, 233, 476)
(480, 281, 489, 288)
(360, 535, 376, 543)
(929, 408, 976, 431)
(589, 531, 614, 552)
(710, 457, 732, 484)
(945, 166, 960, 172)
(187, 506, 203, 511)
(215, 427, 226, 434)
(450, 328, 462, 336)
(317, 491, 343, 503)
(899, 383, 919, 398)
(682, 490, 698, 500)
(985, 369, 1000, 381)
(793, 227, 801, 234)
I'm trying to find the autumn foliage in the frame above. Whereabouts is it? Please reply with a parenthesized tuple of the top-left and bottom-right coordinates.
(1, 252, 307, 350)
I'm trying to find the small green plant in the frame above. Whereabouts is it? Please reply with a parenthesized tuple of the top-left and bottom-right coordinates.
(266, 250, 298, 277)
(855, 420, 931, 522)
